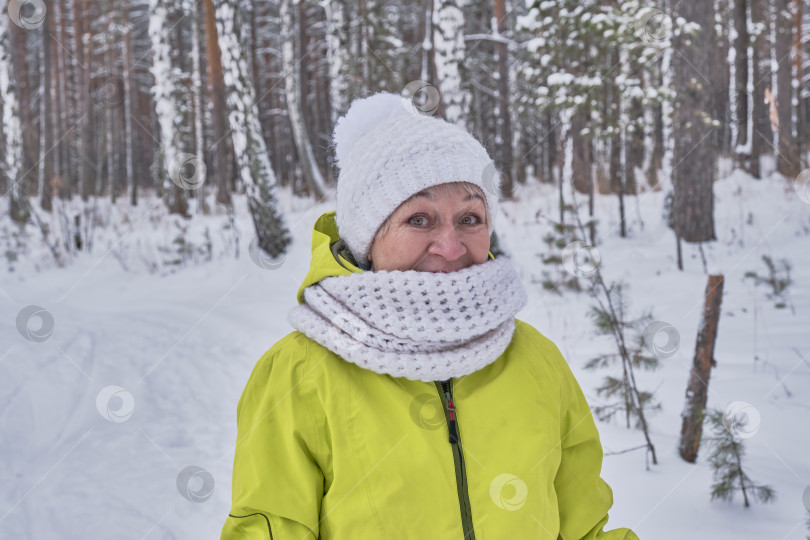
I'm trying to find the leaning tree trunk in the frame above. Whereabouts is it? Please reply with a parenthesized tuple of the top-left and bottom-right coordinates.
(672, 0, 717, 243)
(433, 0, 470, 128)
(679, 274, 725, 463)
(280, 0, 327, 198)
(216, 0, 290, 257)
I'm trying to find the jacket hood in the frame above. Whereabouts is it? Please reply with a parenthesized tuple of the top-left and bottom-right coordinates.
(296, 211, 364, 304)
(297, 211, 497, 304)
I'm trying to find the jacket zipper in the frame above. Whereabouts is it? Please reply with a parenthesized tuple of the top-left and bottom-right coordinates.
(436, 379, 476, 540)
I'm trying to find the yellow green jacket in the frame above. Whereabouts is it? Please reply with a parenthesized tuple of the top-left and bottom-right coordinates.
(221, 212, 639, 540)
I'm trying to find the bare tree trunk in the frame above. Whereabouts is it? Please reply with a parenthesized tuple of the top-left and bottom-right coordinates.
(679, 274, 725, 463)
(323, 0, 351, 124)
(493, 0, 513, 197)
(203, 0, 233, 207)
(775, 0, 800, 177)
(751, 0, 771, 178)
(41, 4, 55, 212)
(732, 0, 750, 159)
(672, 0, 717, 243)
(190, 0, 207, 213)
(433, 0, 470, 127)
(280, 0, 327, 198)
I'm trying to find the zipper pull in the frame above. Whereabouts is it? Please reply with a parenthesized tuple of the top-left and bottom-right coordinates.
(442, 381, 458, 444)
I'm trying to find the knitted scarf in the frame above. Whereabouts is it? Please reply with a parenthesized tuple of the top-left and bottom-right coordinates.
(288, 257, 527, 382)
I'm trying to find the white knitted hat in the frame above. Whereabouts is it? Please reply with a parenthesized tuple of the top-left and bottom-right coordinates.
(333, 92, 499, 267)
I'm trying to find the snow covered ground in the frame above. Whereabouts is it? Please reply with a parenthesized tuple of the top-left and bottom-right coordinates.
(1, 166, 809, 539)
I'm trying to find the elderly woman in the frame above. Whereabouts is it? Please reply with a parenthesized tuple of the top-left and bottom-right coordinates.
(220, 93, 639, 540)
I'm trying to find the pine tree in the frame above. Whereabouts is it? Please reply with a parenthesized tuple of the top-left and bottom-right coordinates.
(584, 283, 662, 432)
(703, 408, 775, 507)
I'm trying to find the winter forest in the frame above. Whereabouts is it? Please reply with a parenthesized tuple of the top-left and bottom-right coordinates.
(1, 0, 809, 538)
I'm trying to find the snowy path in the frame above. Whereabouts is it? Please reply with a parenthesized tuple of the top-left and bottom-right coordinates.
(1, 173, 809, 539)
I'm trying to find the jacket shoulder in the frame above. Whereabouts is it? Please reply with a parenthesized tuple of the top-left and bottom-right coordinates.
(510, 319, 575, 383)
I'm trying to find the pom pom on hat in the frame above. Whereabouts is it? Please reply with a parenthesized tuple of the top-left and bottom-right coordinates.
(333, 92, 499, 267)
(333, 93, 415, 169)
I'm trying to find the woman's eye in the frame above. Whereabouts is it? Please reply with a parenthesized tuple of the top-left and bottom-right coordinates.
(461, 214, 481, 225)
(409, 216, 427, 226)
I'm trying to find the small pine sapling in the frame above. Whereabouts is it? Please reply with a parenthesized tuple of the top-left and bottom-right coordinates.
(744, 255, 793, 311)
(537, 207, 586, 295)
(585, 283, 662, 429)
(703, 408, 775, 507)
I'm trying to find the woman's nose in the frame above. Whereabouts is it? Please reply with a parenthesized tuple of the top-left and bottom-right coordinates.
(428, 226, 467, 261)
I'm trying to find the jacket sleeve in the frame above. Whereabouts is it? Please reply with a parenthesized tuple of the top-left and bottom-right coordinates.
(221, 341, 326, 540)
(554, 356, 640, 540)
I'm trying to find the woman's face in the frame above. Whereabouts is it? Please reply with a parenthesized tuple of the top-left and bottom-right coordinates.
(369, 183, 491, 273)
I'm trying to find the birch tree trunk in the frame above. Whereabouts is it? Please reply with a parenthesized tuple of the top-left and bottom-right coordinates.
(0, 0, 27, 222)
(280, 0, 327, 198)
(148, 0, 188, 216)
(216, 0, 291, 257)
(432, 0, 470, 127)
(323, 0, 352, 124)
